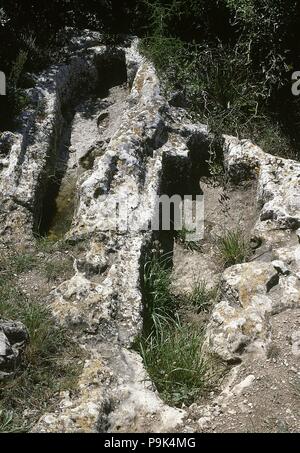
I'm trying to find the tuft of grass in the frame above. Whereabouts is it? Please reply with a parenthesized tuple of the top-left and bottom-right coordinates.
(143, 251, 176, 332)
(35, 236, 71, 254)
(188, 280, 219, 312)
(0, 291, 81, 432)
(0, 409, 24, 433)
(216, 229, 252, 268)
(35, 236, 57, 253)
(140, 319, 211, 407)
(0, 253, 36, 277)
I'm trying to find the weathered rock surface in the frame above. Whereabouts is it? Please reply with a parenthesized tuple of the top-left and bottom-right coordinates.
(190, 135, 300, 432)
(26, 36, 201, 433)
(2, 30, 300, 433)
(0, 319, 29, 380)
(206, 136, 300, 364)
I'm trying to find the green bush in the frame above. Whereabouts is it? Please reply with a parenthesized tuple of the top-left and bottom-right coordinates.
(141, 0, 299, 158)
(2, 0, 299, 153)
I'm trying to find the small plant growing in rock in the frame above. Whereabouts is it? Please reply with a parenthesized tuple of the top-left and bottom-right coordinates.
(216, 228, 252, 268)
(138, 246, 219, 407)
(143, 249, 176, 334)
(188, 280, 219, 312)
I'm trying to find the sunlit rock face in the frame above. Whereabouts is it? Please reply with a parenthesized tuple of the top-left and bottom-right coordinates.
(206, 136, 300, 363)
(2, 29, 300, 434)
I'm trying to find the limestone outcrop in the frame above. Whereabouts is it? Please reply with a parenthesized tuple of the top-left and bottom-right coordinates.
(0, 319, 28, 380)
(21, 35, 195, 433)
(1, 31, 300, 433)
(206, 137, 300, 364)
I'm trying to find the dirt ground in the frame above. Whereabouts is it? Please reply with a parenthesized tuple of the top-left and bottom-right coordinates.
(171, 178, 258, 296)
(180, 307, 300, 433)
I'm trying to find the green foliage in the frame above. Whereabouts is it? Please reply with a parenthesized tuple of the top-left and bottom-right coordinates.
(142, 35, 295, 155)
(9, 50, 28, 87)
(0, 253, 36, 279)
(138, 248, 220, 406)
(143, 251, 176, 332)
(0, 286, 62, 363)
(0, 410, 20, 433)
(224, 0, 298, 96)
(141, 0, 299, 157)
(9, 254, 36, 274)
(0, 278, 80, 432)
(143, 0, 230, 42)
(1, 0, 299, 155)
(216, 229, 252, 267)
(175, 225, 201, 251)
(35, 236, 64, 253)
(140, 320, 211, 407)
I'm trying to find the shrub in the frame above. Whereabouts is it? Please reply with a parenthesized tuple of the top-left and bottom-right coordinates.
(141, 0, 299, 158)
(1, 1, 299, 153)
